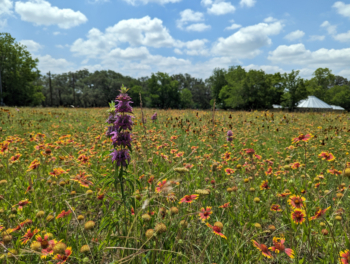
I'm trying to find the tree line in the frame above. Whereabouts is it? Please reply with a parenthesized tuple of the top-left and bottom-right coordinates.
(1, 32, 349, 110)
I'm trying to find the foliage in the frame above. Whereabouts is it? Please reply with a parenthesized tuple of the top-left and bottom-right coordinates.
(0, 33, 44, 106)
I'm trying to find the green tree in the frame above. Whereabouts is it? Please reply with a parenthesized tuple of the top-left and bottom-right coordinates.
(0, 33, 44, 106)
(280, 70, 307, 110)
(180, 88, 194, 108)
(305, 68, 336, 102)
(207, 67, 228, 108)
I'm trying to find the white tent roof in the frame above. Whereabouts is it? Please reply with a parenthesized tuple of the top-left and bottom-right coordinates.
(330, 105, 345, 110)
(272, 104, 282, 108)
(297, 96, 332, 109)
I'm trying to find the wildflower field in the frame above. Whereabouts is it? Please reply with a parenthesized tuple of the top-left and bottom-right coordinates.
(0, 97, 350, 263)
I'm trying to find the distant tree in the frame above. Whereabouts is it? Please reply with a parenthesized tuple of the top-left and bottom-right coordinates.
(0, 33, 44, 106)
(280, 70, 307, 110)
(207, 67, 228, 108)
(180, 88, 194, 108)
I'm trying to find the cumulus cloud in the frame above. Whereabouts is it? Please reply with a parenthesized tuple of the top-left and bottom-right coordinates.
(185, 23, 211, 32)
(174, 48, 182, 54)
(34, 54, 75, 74)
(308, 35, 325, 41)
(224, 23, 242, 31)
(121, 0, 182, 6)
(243, 64, 287, 75)
(264, 16, 277, 23)
(211, 21, 284, 58)
(18, 39, 43, 53)
(240, 0, 256, 8)
(333, 30, 350, 42)
(267, 43, 350, 70)
(284, 30, 305, 41)
(320, 21, 337, 35)
(0, 0, 13, 15)
(176, 9, 205, 29)
(332, 1, 350, 19)
(207, 1, 235, 15)
(15, 0, 87, 29)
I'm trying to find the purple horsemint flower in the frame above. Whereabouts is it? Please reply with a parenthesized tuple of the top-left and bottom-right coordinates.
(115, 100, 133, 113)
(151, 112, 157, 121)
(110, 149, 131, 168)
(106, 113, 117, 124)
(114, 114, 133, 131)
(227, 130, 233, 142)
(111, 131, 132, 148)
(106, 125, 117, 137)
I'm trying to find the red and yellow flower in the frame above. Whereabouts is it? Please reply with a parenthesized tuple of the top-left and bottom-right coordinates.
(219, 202, 230, 209)
(225, 168, 235, 175)
(206, 223, 226, 239)
(179, 194, 199, 204)
(269, 237, 294, 259)
(340, 249, 350, 264)
(56, 210, 72, 219)
(21, 228, 40, 245)
(288, 195, 306, 209)
(292, 134, 313, 143)
(54, 247, 72, 264)
(13, 199, 31, 211)
(252, 240, 273, 259)
(260, 180, 270, 190)
(270, 204, 282, 212)
(318, 152, 335, 162)
(27, 159, 40, 171)
(9, 153, 21, 163)
(291, 209, 306, 225)
(198, 207, 212, 222)
(309, 206, 330, 221)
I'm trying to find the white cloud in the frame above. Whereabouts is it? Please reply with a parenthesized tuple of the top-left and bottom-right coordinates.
(176, 9, 205, 29)
(224, 23, 241, 31)
(243, 64, 287, 75)
(308, 35, 325, 41)
(121, 0, 182, 6)
(34, 54, 75, 74)
(0, 0, 13, 16)
(333, 30, 350, 42)
(201, 0, 212, 6)
(53, 31, 61, 35)
(15, 0, 87, 29)
(320, 21, 337, 35)
(103, 46, 150, 62)
(207, 2, 236, 15)
(71, 16, 187, 58)
(240, 0, 256, 8)
(284, 30, 305, 41)
(332, 1, 350, 19)
(267, 43, 350, 70)
(264, 16, 277, 23)
(18, 39, 43, 53)
(174, 48, 182, 54)
(185, 23, 211, 32)
(55, 44, 64, 48)
(212, 21, 284, 58)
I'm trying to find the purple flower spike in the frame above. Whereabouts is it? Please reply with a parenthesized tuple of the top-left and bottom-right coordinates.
(151, 112, 157, 121)
(111, 149, 131, 168)
(227, 130, 233, 142)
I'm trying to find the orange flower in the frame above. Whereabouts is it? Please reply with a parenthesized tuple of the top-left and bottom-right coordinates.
(9, 154, 21, 163)
(179, 194, 198, 204)
(54, 247, 72, 264)
(291, 209, 306, 224)
(260, 180, 270, 190)
(224, 168, 235, 175)
(71, 171, 93, 188)
(252, 240, 273, 259)
(219, 202, 230, 209)
(318, 152, 335, 162)
(340, 250, 350, 264)
(291, 162, 301, 169)
(49, 168, 67, 177)
(206, 223, 226, 239)
(328, 169, 342, 175)
(292, 134, 313, 143)
(27, 159, 40, 171)
(56, 210, 72, 219)
(21, 228, 40, 244)
(269, 237, 294, 259)
(270, 204, 282, 212)
(288, 195, 306, 209)
(156, 179, 171, 193)
(13, 199, 31, 211)
(265, 167, 273, 176)
(309, 207, 330, 221)
(198, 207, 212, 222)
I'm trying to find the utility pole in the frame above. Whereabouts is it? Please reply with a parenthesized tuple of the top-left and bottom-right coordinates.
(48, 71, 52, 107)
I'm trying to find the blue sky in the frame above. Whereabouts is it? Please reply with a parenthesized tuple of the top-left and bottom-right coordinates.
(1, 0, 350, 81)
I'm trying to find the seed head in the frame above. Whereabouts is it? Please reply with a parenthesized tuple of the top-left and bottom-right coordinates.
(170, 207, 179, 215)
(53, 242, 67, 255)
(142, 214, 151, 221)
(145, 229, 154, 239)
(155, 223, 167, 233)
(180, 220, 188, 228)
(253, 197, 260, 203)
(36, 211, 45, 218)
(84, 221, 95, 230)
(46, 215, 54, 222)
(80, 245, 90, 253)
(3, 235, 12, 244)
(77, 215, 85, 221)
(268, 225, 276, 232)
(30, 241, 42, 252)
(254, 223, 262, 229)
(214, 222, 223, 229)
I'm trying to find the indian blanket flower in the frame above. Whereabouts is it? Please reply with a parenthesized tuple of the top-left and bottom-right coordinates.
(269, 237, 294, 259)
(318, 152, 335, 162)
(291, 209, 306, 224)
(27, 159, 40, 171)
(206, 223, 226, 239)
(219, 202, 230, 209)
(179, 194, 199, 204)
(309, 206, 331, 221)
(252, 240, 273, 259)
(199, 207, 212, 222)
(155, 179, 172, 193)
(260, 180, 270, 190)
(49, 168, 67, 177)
(227, 130, 233, 142)
(292, 134, 313, 143)
(71, 171, 93, 188)
(54, 247, 72, 264)
(340, 250, 350, 264)
(328, 169, 342, 175)
(244, 148, 255, 155)
(13, 199, 31, 211)
(56, 210, 72, 219)
(9, 153, 21, 163)
(225, 168, 235, 175)
(288, 195, 306, 209)
(21, 228, 40, 245)
(270, 204, 282, 212)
